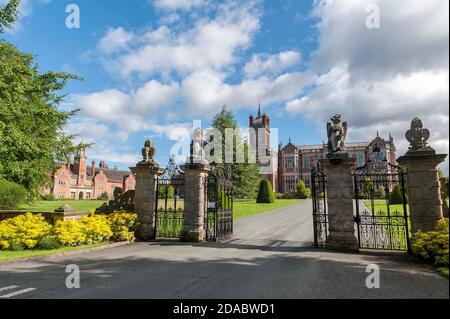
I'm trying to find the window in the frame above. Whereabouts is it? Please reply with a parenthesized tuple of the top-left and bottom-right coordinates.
(71, 192, 76, 199)
(284, 156, 295, 169)
(284, 176, 298, 193)
(303, 156, 310, 169)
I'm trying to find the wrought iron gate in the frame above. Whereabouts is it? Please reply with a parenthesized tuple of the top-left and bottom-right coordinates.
(205, 164, 234, 242)
(154, 159, 185, 238)
(311, 163, 328, 248)
(353, 160, 410, 252)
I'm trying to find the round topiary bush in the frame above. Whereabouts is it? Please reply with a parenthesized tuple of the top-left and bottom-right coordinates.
(0, 179, 27, 210)
(257, 179, 275, 204)
(390, 185, 407, 204)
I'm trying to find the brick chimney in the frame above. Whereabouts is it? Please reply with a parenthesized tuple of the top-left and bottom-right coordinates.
(91, 160, 96, 176)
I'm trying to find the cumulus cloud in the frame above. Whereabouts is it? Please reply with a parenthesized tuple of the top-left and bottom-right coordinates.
(100, 1, 261, 77)
(183, 68, 316, 114)
(98, 27, 135, 54)
(76, 80, 180, 132)
(287, 0, 449, 170)
(244, 51, 302, 78)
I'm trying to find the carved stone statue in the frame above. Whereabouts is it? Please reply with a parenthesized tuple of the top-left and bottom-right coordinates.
(142, 138, 156, 162)
(405, 117, 433, 152)
(189, 128, 207, 163)
(327, 114, 348, 153)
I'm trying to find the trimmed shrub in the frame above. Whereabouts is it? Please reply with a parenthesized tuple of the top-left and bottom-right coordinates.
(296, 180, 311, 199)
(0, 180, 27, 210)
(412, 218, 449, 267)
(0, 213, 52, 250)
(257, 179, 275, 204)
(282, 192, 294, 199)
(108, 211, 139, 242)
(158, 185, 175, 199)
(390, 185, 407, 205)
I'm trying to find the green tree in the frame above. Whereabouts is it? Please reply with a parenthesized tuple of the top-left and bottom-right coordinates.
(0, 0, 19, 33)
(296, 180, 311, 199)
(211, 106, 261, 199)
(257, 179, 275, 204)
(0, 1, 79, 195)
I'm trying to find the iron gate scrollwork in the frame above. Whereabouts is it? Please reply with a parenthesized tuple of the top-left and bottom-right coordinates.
(353, 160, 410, 252)
(154, 158, 185, 238)
(312, 162, 328, 248)
(205, 164, 234, 242)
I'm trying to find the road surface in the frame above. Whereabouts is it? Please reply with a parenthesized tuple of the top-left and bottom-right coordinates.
(0, 200, 448, 299)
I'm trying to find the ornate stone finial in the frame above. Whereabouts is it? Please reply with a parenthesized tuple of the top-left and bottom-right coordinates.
(141, 138, 156, 162)
(405, 117, 433, 152)
(327, 114, 348, 153)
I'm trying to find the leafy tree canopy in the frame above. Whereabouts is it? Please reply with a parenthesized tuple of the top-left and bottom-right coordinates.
(0, 0, 19, 33)
(0, 0, 80, 195)
(211, 106, 261, 199)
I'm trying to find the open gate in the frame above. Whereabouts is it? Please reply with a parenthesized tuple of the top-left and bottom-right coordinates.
(154, 158, 185, 239)
(205, 164, 234, 242)
(353, 160, 411, 252)
(311, 163, 328, 248)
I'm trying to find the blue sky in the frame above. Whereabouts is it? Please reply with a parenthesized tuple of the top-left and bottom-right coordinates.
(3, 0, 449, 172)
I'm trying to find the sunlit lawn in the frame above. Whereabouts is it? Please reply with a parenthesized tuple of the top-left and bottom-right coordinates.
(18, 200, 106, 212)
(363, 200, 409, 216)
(233, 199, 300, 220)
(0, 243, 108, 261)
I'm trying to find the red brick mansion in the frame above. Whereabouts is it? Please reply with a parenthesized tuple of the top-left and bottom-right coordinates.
(47, 145, 135, 200)
(249, 108, 397, 193)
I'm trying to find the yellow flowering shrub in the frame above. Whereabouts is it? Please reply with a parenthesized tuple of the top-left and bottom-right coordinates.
(412, 218, 449, 267)
(0, 213, 52, 250)
(108, 211, 139, 242)
(53, 219, 87, 246)
(80, 215, 113, 244)
(53, 215, 112, 246)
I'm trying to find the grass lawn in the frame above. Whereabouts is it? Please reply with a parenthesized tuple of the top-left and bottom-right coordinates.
(363, 200, 408, 216)
(233, 199, 300, 220)
(0, 242, 108, 261)
(18, 200, 106, 212)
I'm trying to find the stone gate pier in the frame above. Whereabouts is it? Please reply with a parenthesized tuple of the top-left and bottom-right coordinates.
(130, 139, 163, 241)
(321, 114, 359, 251)
(397, 118, 448, 234)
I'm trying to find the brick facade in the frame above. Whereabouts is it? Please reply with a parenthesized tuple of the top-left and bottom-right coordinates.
(48, 145, 135, 200)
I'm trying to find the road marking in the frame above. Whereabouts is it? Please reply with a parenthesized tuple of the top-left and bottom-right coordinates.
(0, 287, 36, 298)
(0, 286, 19, 292)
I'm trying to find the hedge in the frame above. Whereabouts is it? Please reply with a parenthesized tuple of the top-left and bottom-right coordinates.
(0, 179, 27, 210)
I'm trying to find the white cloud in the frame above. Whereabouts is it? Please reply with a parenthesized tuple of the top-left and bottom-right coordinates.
(287, 0, 449, 171)
(100, 1, 261, 77)
(244, 51, 302, 78)
(98, 27, 135, 54)
(182, 68, 316, 115)
(76, 80, 180, 132)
